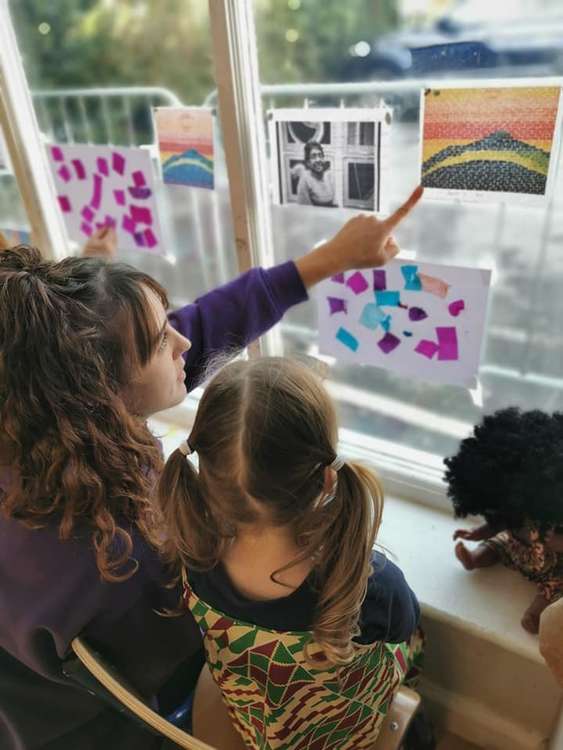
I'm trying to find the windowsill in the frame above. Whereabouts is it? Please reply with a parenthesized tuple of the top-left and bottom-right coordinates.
(379, 494, 544, 666)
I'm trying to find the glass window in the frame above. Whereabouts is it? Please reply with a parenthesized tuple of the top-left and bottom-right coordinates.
(0, 131, 30, 241)
(8, 0, 238, 308)
(254, 0, 563, 488)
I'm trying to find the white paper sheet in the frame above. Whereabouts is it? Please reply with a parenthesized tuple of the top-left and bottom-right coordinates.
(47, 143, 164, 254)
(269, 107, 392, 214)
(317, 258, 491, 388)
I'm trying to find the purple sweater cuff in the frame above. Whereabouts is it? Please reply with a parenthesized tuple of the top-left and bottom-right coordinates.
(263, 260, 308, 311)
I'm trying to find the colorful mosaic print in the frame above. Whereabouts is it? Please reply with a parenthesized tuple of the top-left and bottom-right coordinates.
(421, 86, 561, 196)
(185, 580, 422, 749)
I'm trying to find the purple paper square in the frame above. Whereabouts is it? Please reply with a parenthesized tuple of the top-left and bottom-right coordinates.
(327, 297, 347, 315)
(331, 272, 345, 284)
(377, 332, 400, 354)
(373, 270, 387, 291)
(80, 222, 93, 237)
(408, 307, 428, 322)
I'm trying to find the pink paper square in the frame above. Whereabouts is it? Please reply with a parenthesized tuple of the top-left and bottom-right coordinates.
(437, 327, 459, 361)
(346, 271, 369, 295)
(415, 340, 439, 359)
(58, 195, 72, 213)
(114, 189, 126, 206)
(143, 228, 157, 248)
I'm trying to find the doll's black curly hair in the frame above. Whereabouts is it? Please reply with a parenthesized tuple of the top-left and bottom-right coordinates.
(444, 407, 563, 533)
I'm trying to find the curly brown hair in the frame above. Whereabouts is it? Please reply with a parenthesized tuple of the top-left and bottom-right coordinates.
(0, 244, 169, 581)
(158, 357, 384, 665)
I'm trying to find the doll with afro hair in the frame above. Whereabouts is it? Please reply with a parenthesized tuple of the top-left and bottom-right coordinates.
(444, 407, 563, 634)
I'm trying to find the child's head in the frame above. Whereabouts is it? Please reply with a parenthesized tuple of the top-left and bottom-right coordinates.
(0, 244, 188, 579)
(444, 407, 563, 532)
(158, 356, 384, 663)
(304, 141, 326, 174)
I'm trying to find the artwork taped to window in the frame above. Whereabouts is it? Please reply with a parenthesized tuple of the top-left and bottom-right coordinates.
(420, 84, 563, 203)
(154, 107, 214, 190)
(47, 143, 164, 254)
(269, 108, 392, 213)
(317, 258, 491, 388)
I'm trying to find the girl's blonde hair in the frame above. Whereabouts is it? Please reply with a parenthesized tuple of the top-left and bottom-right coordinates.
(158, 357, 384, 664)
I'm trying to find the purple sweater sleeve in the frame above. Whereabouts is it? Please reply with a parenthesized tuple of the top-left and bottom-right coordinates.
(167, 261, 307, 390)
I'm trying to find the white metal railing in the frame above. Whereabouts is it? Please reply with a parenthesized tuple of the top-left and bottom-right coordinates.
(32, 86, 182, 147)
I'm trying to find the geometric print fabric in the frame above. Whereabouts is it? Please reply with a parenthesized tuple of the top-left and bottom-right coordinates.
(185, 579, 416, 749)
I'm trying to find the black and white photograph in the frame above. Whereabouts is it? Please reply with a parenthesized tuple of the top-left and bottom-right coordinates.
(269, 108, 392, 213)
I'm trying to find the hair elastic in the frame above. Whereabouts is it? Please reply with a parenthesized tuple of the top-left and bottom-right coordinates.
(330, 455, 345, 471)
(178, 439, 193, 457)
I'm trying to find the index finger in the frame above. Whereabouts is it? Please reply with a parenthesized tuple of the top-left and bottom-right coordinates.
(383, 185, 423, 231)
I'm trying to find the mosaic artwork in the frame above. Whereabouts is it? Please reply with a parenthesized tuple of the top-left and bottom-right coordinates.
(421, 86, 561, 197)
(317, 259, 491, 387)
(47, 143, 163, 254)
(154, 107, 214, 189)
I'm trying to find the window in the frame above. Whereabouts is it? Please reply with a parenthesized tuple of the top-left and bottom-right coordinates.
(6, 1, 238, 308)
(3, 1, 563, 507)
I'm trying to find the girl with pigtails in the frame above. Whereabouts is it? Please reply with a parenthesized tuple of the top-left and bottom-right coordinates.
(158, 356, 422, 750)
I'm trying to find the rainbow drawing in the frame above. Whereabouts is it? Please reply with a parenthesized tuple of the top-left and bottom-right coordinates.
(421, 86, 561, 196)
(154, 107, 214, 190)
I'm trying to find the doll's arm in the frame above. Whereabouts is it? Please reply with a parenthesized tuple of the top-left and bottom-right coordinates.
(453, 522, 500, 542)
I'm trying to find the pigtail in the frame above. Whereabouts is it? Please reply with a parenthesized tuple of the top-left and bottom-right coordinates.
(310, 460, 383, 665)
(158, 447, 222, 571)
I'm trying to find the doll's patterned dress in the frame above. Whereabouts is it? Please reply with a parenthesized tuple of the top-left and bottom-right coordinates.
(485, 529, 563, 602)
(183, 554, 423, 750)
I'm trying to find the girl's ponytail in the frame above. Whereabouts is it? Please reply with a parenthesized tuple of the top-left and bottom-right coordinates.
(158, 442, 222, 571)
(310, 459, 383, 665)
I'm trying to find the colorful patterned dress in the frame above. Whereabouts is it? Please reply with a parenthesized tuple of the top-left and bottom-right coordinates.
(485, 528, 563, 602)
(184, 562, 423, 750)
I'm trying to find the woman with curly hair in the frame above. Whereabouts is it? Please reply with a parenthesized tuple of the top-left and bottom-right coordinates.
(0, 186, 423, 750)
(444, 407, 563, 634)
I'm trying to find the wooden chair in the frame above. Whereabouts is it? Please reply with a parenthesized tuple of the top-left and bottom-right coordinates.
(69, 636, 421, 750)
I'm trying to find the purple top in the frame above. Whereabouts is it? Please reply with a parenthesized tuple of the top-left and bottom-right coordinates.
(0, 262, 307, 750)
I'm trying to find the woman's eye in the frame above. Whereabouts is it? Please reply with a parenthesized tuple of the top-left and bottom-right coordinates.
(159, 332, 169, 350)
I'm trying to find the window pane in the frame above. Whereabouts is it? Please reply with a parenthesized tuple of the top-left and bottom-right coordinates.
(255, 0, 563, 463)
(9, 1, 237, 307)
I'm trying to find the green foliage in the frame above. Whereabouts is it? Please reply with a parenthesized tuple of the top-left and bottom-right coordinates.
(10, 0, 399, 102)
(254, 0, 399, 84)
